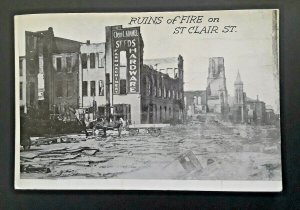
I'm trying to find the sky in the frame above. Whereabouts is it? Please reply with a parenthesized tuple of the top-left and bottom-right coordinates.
(15, 10, 280, 113)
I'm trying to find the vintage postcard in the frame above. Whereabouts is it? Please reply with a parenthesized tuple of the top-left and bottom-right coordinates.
(15, 9, 281, 191)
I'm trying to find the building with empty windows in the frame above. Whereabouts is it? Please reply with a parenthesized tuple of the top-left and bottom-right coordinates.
(184, 90, 207, 117)
(20, 25, 184, 124)
(24, 27, 81, 119)
(140, 56, 184, 123)
(19, 56, 26, 113)
(78, 41, 106, 120)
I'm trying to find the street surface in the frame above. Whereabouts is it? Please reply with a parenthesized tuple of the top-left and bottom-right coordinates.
(20, 119, 281, 180)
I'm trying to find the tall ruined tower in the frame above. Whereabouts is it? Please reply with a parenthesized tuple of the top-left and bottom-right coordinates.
(206, 57, 228, 113)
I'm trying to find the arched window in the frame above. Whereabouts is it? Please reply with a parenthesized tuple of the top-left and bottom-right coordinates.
(152, 76, 156, 97)
(157, 76, 162, 97)
(193, 96, 197, 104)
(153, 105, 157, 122)
(159, 106, 162, 122)
(90, 53, 95, 69)
(164, 106, 167, 119)
(146, 76, 151, 96)
(197, 96, 201, 105)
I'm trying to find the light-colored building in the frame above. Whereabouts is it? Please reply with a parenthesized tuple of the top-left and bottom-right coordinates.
(105, 25, 184, 124)
(78, 41, 106, 121)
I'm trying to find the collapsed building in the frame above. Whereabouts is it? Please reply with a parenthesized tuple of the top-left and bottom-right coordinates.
(19, 25, 185, 124)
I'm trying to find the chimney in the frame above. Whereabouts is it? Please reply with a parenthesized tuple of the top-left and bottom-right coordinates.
(86, 40, 90, 45)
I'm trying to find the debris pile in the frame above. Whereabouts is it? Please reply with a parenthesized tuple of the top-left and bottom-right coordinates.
(20, 122, 281, 181)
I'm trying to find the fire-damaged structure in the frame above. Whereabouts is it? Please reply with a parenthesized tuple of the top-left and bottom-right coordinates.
(206, 57, 229, 114)
(141, 57, 184, 123)
(24, 27, 81, 120)
(20, 25, 184, 124)
(184, 57, 278, 125)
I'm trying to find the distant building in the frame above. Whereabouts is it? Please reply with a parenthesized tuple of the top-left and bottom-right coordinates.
(182, 56, 275, 126)
(206, 57, 229, 114)
(184, 90, 207, 117)
(230, 71, 248, 123)
(265, 105, 276, 125)
(246, 97, 266, 125)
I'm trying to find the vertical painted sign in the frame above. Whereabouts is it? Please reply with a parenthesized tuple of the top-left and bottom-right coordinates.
(38, 55, 45, 100)
(111, 27, 141, 94)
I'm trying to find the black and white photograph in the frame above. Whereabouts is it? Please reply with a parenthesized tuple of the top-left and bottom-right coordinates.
(15, 10, 281, 191)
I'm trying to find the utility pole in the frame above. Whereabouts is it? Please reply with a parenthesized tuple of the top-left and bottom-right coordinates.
(105, 73, 111, 120)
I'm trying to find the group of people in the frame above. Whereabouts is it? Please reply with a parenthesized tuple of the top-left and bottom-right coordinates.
(92, 117, 128, 137)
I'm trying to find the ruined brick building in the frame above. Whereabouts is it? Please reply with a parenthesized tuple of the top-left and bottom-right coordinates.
(20, 26, 184, 124)
(24, 27, 81, 120)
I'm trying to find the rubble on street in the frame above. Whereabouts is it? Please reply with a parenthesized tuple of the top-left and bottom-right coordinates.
(20, 121, 281, 180)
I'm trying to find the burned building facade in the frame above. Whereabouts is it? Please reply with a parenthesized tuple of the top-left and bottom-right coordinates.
(20, 25, 184, 124)
(184, 90, 207, 117)
(141, 57, 184, 123)
(24, 27, 81, 119)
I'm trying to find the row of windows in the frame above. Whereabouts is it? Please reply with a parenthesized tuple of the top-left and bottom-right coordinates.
(193, 96, 202, 105)
(81, 53, 105, 69)
(146, 83, 181, 100)
(56, 57, 73, 73)
(82, 80, 104, 97)
(142, 104, 176, 123)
